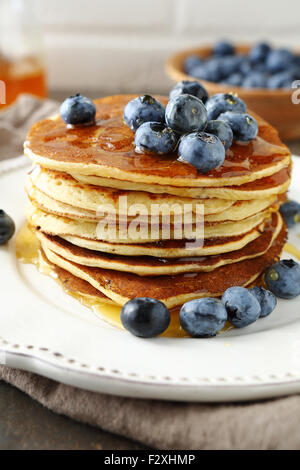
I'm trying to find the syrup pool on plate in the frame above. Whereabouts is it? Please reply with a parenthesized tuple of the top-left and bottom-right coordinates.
(15, 223, 195, 337)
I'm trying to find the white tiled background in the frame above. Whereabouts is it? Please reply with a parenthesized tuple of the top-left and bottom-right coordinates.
(32, 0, 300, 96)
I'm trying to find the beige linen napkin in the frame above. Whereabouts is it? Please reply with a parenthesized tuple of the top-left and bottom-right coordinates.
(1, 95, 300, 450)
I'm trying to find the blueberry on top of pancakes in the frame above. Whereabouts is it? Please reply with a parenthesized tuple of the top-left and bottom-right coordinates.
(178, 132, 225, 173)
(169, 80, 208, 104)
(123, 95, 165, 131)
(218, 111, 258, 142)
(135, 122, 178, 155)
(205, 120, 233, 150)
(165, 94, 207, 134)
(60, 93, 96, 125)
(205, 93, 246, 121)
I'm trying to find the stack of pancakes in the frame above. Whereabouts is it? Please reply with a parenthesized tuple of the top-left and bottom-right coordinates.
(24, 95, 291, 312)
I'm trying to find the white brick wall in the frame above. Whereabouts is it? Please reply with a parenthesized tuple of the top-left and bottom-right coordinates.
(32, 0, 300, 95)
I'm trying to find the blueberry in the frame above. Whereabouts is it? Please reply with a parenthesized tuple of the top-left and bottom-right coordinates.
(213, 41, 235, 57)
(184, 55, 203, 74)
(178, 132, 225, 173)
(250, 286, 277, 318)
(279, 200, 300, 228)
(121, 298, 170, 338)
(203, 57, 225, 82)
(239, 58, 252, 76)
(0, 210, 15, 245)
(268, 71, 294, 89)
(165, 94, 207, 134)
(265, 259, 300, 299)
(222, 286, 261, 328)
(179, 298, 227, 337)
(191, 64, 215, 81)
(294, 55, 300, 68)
(243, 72, 268, 88)
(205, 120, 233, 150)
(224, 73, 243, 87)
(135, 122, 178, 155)
(266, 49, 293, 74)
(220, 55, 244, 78)
(206, 93, 246, 120)
(249, 42, 271, 64)
(253, 62, 268, 73)
(218, 112, 258, 142)
(169, 80, 208, 104)
(60, 93, 96, 125)
(124, 95, 165, 132)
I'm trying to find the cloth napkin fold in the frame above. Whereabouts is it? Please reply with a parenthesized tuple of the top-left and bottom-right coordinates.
(1, 95, 300, 450)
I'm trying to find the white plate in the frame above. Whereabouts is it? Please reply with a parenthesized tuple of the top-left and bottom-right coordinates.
(1, 156, 300, 403)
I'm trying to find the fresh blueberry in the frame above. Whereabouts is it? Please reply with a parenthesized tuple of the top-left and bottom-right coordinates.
(184, 55, 203, 74)
(121, 298, 170, 338)
(265, 259, 300, 299)
(205, 120, 233, 150)
(165, 94, 207, 134)
(243, 72, 268, 88)
(60, 94, 96, 125)
(250, 286, 277, 318)
(268, 71, 294, 89)
(179, 298, 227, 337)
(213, 41, 235, 57)
(239, 58, 252, 76)
(222, 286, 261, 328)
(249, 42, 271, 64)
(294, 55, 300, 67)
(291, 65, 300, 80)
(266, 49, 293, 74)
(178, 132, 225, 173)
(169, 80, 208, 104)
(124, 95, 165, 132)
(190, 64, 215, 81)
(279, 200, 300, 228)
(220, 55, 244, 78)
(0, 210, 15, 245)
(224, 73, 244, 87)
(135, 122, 178, 155)
(253, 62, 268, 73)
(206, 93, 246, 120)
(218, 112, 258, 142)
(203, 57, 225, 82)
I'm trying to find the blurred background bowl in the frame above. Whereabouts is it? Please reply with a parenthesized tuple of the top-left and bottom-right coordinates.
(166, 44, 300, 142)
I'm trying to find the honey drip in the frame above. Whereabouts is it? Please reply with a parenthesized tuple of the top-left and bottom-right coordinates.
(284, 242, 300, 261)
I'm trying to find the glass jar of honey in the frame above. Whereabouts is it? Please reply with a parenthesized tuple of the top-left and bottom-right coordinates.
(0, 0, 47, 110)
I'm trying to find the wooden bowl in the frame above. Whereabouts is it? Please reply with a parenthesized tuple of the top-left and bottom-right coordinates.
(166, 44, 300, 142)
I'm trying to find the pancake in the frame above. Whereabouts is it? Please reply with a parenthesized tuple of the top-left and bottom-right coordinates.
(26, 176, 278, 224)
(21, 93, 291, 324)
(24, 95, 291, 188)
(42, 220, 287, 308)
(72, 166, 291, 200)
(37, 212, 282, 275)
(60, 220, 267, 258)
(54, 266, 116, 305)
(27, 202, 272, 243)
(27, 166, 234, 215)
